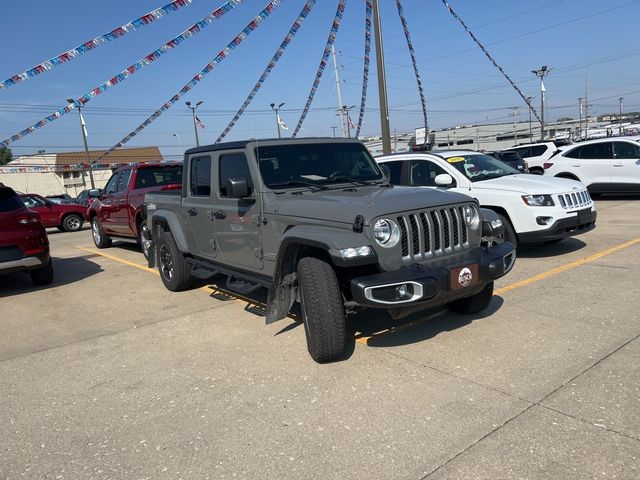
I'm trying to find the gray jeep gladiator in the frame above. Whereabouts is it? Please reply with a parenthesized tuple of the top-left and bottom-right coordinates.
(143, 138, 515, 363)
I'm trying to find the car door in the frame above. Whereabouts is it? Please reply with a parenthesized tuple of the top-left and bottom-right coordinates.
(109, 168, 133, 235)
(99, 171, 121, 233)
(183, 154, 216, 257)
(213, 151, 263, 271)
(563, 142, 612, 188)
(611, 140, 640, 191)
(22, 195, 57, 227)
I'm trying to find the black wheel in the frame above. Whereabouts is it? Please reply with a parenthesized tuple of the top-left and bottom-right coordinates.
(62, 214, 83, 232)
(157, 231, 191, 291)
(30, 259, 53, 286)
(297, 257, 347, 363)
(91, 217, 112, 249)
(449, 281, 494, 314)
(138, 222, 151, 260)
(498, 213, 517, 248)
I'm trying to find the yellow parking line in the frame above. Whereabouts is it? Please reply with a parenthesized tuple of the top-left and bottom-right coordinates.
(494, 236, 640, 296)
(78, 236, 640, 346)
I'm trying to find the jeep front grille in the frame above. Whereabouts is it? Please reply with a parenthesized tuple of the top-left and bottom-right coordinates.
(396, 205, 471, 262)
(557, 189, 592, 209)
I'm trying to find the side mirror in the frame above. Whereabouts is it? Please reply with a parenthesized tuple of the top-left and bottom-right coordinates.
(379, 164, 391, 181)
(435, 173, 454, 187)
(226, 177, 250, 198)
(88, 189, 101, 198)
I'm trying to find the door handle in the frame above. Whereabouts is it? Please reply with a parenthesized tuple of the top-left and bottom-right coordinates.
(213, 210, 227, 220)
(572, 164, 581, 167)
(187, 208, 198, 216)
(612, 163, 624, 167)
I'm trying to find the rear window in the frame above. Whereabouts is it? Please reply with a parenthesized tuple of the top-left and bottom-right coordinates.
(134, 166, 183, 190)
(0, 187, 24, 212)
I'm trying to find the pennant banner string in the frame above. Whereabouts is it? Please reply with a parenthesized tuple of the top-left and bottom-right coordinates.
(0, 0, 200, 91)
(396, 0, 429, 144)
(292, 0, 346, 138)
(99, 0, 283, 160)
(215, 0, 317, 143)
(354, 0, 372, 139)
(441, 0, 541, 123)
(1, 0, 245, 147)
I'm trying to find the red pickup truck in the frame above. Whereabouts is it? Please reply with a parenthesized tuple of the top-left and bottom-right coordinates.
(88, 162, 182, 258)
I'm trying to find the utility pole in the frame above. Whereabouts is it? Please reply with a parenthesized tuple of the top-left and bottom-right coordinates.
(526, 97, 534, 142)
(619, 97, 624, 135)
(173, 133, 183, 157)
(584, 66, 589, 139)
(270, 102, 285, 138)
(531, 66, 549, 141)
(67, 99, 95, 189)
(511, 106, 519, 141)
(343, 105, 355, 138)
(331, 45, 347, 137)
(185, 100, 203, 146)
(372, 0, 391, 155)
(578, 98, 583, 140)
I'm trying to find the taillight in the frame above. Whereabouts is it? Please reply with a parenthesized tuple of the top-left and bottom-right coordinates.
(543, 162, 554, 169)
(17, 215, 40, 224)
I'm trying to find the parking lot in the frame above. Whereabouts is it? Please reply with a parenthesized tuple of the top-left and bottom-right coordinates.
(1, 197, 639, 479)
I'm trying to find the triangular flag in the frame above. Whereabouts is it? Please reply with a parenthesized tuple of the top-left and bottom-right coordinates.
(277, 113, 289, 130)
(195, 115, 205, 129)
(79, 110, 88, 137)
(540, 79, 546, 93)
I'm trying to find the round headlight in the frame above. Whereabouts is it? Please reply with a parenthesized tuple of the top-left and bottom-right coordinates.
(464, 205, 480, 230)
(373, 219, 400, 248)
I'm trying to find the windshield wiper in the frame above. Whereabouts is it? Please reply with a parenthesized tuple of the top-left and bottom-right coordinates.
(322, 176, 375, 186)
(268, 180, 328, 190)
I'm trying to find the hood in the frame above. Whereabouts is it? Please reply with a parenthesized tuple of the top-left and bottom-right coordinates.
(272, 185, 473, 224)
(474, 174, 585, 194)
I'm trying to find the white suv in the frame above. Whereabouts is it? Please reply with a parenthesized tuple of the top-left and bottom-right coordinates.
(501, 142, 557, 175)
(544, 137, 640, 194)
(377, 150, 596, 247)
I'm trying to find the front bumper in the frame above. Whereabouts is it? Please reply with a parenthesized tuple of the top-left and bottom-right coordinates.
(518, 208, 597, 243)
(350, 242, 515, 308)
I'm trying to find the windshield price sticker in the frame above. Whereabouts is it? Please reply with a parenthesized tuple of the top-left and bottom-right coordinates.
(447, 157, 465, 163)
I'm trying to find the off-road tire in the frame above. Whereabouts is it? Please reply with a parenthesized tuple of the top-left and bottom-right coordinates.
(157, 231, 191, 291)
(91, 217, 112, 249)
(30, 259, 53, 286)
(62, 214, 83, 232)
(448, 281, 494, 314)
(297, 257, 347, 363)
(498, 213, 517, 248)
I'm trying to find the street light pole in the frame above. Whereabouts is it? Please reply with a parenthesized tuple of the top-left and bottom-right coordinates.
(185, 100, 203, 146)
(67, 99, 95, 189)
(270, 102, 285, 138)
(173, 133, 183, 157)
(578, 97, 583, 140)
(526, 97, 533, 142)
(531, 66, 549, 141)
(619, 97, 624, 135)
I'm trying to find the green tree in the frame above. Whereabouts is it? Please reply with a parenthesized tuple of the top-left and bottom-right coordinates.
(0, 146, 12, 165)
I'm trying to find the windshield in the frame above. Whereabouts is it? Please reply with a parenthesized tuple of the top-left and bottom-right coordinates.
(256, 143, 383, 189)
(445, 153, 519, 182)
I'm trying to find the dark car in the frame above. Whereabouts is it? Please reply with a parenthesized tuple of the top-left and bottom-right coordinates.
(486, 150, 529, 173)
(0, 185, 53, 285)
(20, 193, 89, 232)
(74, 189, 98, 206)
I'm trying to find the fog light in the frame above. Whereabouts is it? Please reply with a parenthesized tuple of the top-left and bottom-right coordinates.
(396, 284, 412, 300)
(536, 216, 553, 226)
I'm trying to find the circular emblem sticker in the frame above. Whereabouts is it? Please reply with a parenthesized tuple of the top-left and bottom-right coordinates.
(458, 267, 473, 287)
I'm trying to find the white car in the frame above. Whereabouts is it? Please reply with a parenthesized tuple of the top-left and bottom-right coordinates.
(377, 150, 596, 246)
(500, 142, 558, 175)
(543, 137, 640, 194)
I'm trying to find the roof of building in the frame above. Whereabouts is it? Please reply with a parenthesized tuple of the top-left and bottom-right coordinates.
(55, 146, 162, 165)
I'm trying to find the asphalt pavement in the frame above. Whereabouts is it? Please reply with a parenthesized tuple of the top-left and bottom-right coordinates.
(0, 197, 638, 480)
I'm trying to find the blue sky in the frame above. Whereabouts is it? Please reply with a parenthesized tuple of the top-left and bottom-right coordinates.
(2, 0, 639, 160)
